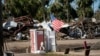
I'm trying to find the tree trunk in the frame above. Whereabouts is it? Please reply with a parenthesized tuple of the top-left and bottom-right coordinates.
(0, 0, 4, 56)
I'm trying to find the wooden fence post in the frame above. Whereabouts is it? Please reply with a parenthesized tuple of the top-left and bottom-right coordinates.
(64, 48, 70, 54)
(85, 46, 91, 56)
(84, 41, 91, 56)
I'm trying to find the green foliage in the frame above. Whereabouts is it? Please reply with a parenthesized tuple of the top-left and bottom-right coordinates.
(76, 0, 94, 18)
(94, 10, 100, 20)
(77, 0, 93, 7)
(3, 0, 96, 21)
(99, 4, 100, 9)
(59, 0, 74, 4)
(50, 2, 63, 15)
(5, 0, 39, 17)
(50, 0, 77, 22)
(3, 0, 49, 21)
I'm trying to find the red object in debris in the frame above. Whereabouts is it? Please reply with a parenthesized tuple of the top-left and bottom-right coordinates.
(84, 41, 87, 49)
(30, 29, 35, 53)
(30, 29, 45, 53)
(36, 30, 44, 50)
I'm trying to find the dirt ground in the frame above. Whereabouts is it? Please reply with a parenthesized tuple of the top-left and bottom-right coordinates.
(4, 39, 100, 56)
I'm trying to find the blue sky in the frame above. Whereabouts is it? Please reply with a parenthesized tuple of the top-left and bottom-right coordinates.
(2, 0, 100, 12)
(93, 0, 100, 12)
(49, 0, 100, 12)
(71, 0, 100, 12)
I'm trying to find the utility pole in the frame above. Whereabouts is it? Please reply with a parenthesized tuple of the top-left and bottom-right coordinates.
(0, 0, 4, 56)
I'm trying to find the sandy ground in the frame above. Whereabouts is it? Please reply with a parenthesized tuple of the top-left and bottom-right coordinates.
(14, 50, 100, 56)
(57, 39, 100, 45)
(4, 39, 100, 56)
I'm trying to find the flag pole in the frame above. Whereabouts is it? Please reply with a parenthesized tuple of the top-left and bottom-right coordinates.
(0, 0, 4, 56)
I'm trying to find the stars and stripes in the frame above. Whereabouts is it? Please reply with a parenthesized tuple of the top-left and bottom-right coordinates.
(50, 14, 64, 32)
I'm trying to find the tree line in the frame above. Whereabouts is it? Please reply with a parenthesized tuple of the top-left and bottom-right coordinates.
(2, 0, 100, 22)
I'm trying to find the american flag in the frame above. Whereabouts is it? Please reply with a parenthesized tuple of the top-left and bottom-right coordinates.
(50, 14, 64, 32)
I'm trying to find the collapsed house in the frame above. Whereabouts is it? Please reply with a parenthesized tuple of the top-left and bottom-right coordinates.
(3, 16, 100, 40)
(59, 18, 100, 39)
(3, 15, 35, 40)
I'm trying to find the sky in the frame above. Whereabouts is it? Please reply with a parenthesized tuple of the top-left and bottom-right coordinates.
(49, 0, 100, 12)
(2, 0, 100, 12)
(93, 0, 100, 12)
(2, 0, 4, 4)
(71, 0, 100, 12)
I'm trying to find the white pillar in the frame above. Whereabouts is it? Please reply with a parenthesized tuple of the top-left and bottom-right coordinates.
(49, 31, 56, 52)
(29, 29, 37, 53)
(45, 30, 56, 52)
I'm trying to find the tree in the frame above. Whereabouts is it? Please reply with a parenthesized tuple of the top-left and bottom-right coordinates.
(76, 0, 94, 19)
(99, 4, 100, 10)
(3, 0, 49, 21)
(76, 0, 95, 39)
(35, 0, 50, 22)
(50, 0, 77, 22)
(94, 10, 100, 20)
(50, 2, 63, 19)
(5, 0, 40, 17)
